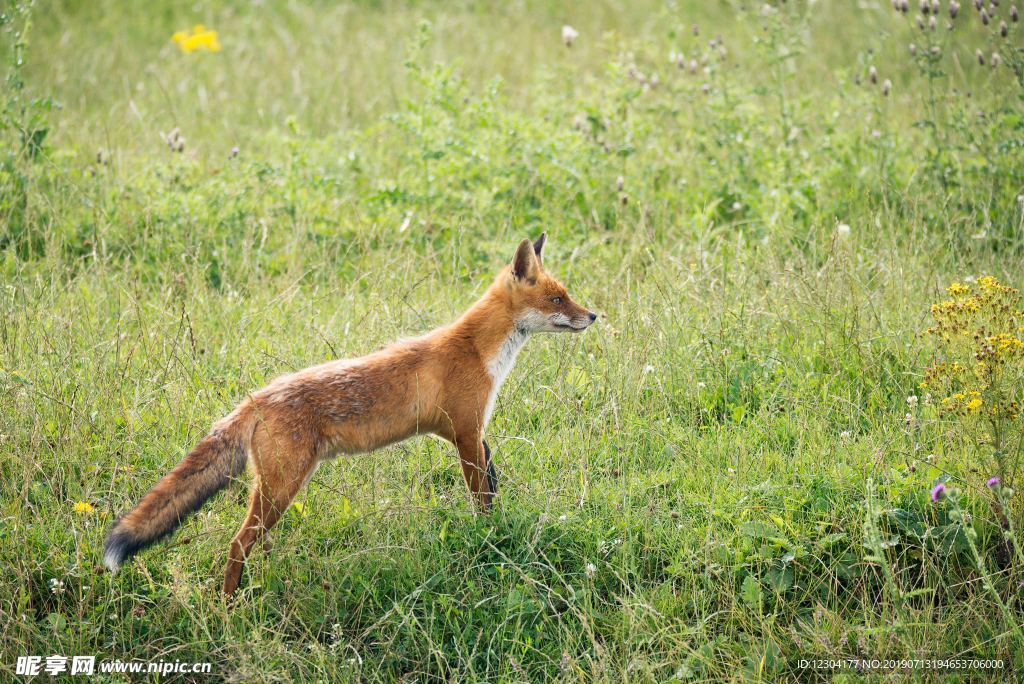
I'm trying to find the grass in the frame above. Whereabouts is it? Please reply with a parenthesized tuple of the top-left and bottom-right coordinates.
(2, 0, 1024, 680)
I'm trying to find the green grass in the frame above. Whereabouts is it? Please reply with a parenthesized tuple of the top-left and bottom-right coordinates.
(2, 0, 1024, 680)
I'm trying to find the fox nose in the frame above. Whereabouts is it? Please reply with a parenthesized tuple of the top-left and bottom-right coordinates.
(588, 311, 598, 322)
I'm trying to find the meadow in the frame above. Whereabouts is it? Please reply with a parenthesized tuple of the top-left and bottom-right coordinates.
(2, 0, 1024, 680)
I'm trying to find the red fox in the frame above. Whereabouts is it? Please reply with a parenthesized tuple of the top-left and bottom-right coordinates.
(104, 235, 596, 594)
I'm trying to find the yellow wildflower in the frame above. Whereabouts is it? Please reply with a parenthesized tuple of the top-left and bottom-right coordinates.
(946, 282, 970, 296)
(171, 25, 222, 54)
(966, 398, 983, 411)
(73, 501, 95, 515)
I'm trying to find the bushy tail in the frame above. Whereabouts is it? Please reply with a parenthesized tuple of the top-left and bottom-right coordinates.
(103, 409, 251, 571)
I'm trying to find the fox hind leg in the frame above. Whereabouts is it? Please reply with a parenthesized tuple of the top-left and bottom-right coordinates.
(222, 451, 316, 595)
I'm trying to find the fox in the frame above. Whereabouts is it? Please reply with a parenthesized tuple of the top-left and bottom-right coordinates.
(103, 234, 597, 594)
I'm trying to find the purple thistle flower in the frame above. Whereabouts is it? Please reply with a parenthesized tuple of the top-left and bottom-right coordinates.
(986, 476, 1000, 488)
(931, 483, 947, 502)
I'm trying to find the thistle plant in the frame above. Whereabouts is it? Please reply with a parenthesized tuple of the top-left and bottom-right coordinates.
(888, 0, 1021, 190)
(922, 277, 1024, 487)
(934, 484, 1024, 641)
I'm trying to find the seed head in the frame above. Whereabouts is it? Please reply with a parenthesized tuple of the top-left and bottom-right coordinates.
(917, 14, 926, 27)
(1000, 19, 1008, 34)
(900, 0, 910, 10)
(561, 25, 579, 47)
(882, 79, 892, 95)
(950, 0, 961, 17)
(909, 42, 918, 55)
(869, 65, 878, 83)
(931, 44, 941, 55)
(164, 127, 185, 153)
(981, 8, 990, 23)
(929, 14, 938, 28)
(991, 52, 1001, 67)
(977, 48, 986, 64)
(1012, 5, 1019, 21)
(931, 0, 940, 11)
(974, 0, 983, 9)
(920, 0, 930, 13)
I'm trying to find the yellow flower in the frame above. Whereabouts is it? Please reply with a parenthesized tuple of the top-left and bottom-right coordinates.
(73, 501, 95, 515)
(946, 282, 970, 296)
(171, 25, 222, 54)
(966, 398, 983, 411)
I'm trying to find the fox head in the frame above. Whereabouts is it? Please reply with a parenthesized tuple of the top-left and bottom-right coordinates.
(504, 233, 597, 333)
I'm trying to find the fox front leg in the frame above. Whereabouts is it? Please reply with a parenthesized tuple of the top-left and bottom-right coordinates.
(483, 439, 497, 498)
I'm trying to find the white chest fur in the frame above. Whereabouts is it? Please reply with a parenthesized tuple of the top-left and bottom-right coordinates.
(483, 326, 529, 429)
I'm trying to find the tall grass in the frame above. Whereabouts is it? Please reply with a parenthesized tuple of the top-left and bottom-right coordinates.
(2, 0, 1023, 680)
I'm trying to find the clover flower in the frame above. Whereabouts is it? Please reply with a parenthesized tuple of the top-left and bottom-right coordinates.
(561, 25, 579, 47)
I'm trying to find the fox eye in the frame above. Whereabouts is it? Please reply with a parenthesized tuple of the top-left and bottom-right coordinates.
(551, 296, 563, 305)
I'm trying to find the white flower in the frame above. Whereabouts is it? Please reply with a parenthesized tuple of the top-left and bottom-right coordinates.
(840, 430, 853, 439)
(562, 25, 579, 47)
(585, 562, 597, 578)
(906, 395, 918, 408)
(49, 578, 65, 595)
(558, 514, 568, 522)
(643, 364, 655, 374)
(836, 223, 852, 237)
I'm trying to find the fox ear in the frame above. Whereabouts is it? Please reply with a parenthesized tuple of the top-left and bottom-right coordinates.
(512, 238, 539, 283)
(532, 232, 547, 264)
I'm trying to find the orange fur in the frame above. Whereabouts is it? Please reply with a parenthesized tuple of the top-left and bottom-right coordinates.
(103, 235, 596, 594)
